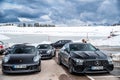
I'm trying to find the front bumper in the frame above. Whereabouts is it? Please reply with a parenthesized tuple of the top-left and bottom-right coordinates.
(41, 54, 52, 59)
(72, 60, 114, 73)
(2, 63, 40, 73)
(73, 64, 114, 73)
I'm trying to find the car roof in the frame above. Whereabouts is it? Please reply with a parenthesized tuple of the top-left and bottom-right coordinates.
(68, 42, 89, 45)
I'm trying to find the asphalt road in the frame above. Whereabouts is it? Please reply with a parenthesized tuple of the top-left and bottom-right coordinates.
(0, 57, 89, 80)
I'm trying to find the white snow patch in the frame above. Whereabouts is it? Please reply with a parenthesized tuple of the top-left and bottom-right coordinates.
(39, 41, 52, 44)
(90, 35, 120, 46)
(0, 34, 10, 40)
(112, 53, 120, 61)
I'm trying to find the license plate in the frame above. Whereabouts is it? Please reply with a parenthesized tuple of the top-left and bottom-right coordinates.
(13, 65, 26, 69)
(91, 66, 103, 70)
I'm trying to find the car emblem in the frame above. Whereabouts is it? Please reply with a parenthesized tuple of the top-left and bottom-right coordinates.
(19, 60, 22, 62)
(95, 61, 99, 66)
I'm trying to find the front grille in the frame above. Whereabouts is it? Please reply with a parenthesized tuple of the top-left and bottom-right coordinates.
(41, 54, 51, 57)
(40, 51, 47, 54)
(8, 59, 33, 64)
(84, 60, 109, 66)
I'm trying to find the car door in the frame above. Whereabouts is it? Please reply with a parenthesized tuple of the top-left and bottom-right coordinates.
(62, 44, 70, 66)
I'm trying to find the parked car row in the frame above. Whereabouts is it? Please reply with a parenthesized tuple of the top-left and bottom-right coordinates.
(1, 40, 114, 74)
(0, 40, 72, 55)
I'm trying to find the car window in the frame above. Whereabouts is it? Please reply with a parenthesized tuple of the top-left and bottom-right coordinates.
(70, 44, 97, 51)
(58, 41, 62, 44)
(13, 46, 35, 54)
(37, 44, 50, 49)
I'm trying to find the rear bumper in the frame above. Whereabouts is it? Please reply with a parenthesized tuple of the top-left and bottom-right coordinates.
(2, 63, 40, 73)
(72, 64, 114, 73)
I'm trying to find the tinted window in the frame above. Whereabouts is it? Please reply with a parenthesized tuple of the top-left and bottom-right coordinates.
(13, 46, 35, 54)
(70, 44, 97, 51)
(37, 44, 50, 49)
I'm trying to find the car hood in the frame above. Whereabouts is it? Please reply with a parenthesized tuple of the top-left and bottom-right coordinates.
(70, 51, 107, 59)
(6, 54, 36, 64)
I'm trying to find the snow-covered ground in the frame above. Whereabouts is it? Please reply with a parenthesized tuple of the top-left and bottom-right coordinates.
(0, 34, 10, 40)
(0, 26, 120, 46)
(86, 35, 120, 46)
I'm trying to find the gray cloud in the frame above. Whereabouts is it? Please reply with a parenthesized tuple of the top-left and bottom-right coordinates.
(0, 0, 119, 25)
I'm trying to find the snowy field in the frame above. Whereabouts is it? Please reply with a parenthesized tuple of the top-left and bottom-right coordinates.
(0, 26, 120, 46)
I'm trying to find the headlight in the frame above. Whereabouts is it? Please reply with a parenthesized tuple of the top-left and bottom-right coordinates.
(108, 57, 113, 64)
(3, 55, 10, 63)
(47, 50, 52, 54)
(73, 58, 84, 65)
(33, 55, 40, 62)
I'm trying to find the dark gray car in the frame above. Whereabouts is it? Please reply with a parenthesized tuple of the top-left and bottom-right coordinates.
(37, 44, 56, 59)
(58, 42, 114, 74)
(2, 44, 41, 74)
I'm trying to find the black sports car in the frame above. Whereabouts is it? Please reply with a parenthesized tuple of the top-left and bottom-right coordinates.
(58, 42, 114, 74)
(2, 44, 41, 74)
(51, 40, 72, 49)
(37, 44, 56, 59)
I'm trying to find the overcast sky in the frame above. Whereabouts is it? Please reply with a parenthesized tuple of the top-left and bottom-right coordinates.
(0, 0, 120, 25)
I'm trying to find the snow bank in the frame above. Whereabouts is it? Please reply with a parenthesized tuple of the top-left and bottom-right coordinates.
(0, 34, 10, 40)
(90, 35, 120, 46)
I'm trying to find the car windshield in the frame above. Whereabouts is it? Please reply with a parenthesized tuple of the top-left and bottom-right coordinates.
(0, 41, 4, 45)
(13, 46, 35, 54)
(70, 44, 97, 51)
(37, 44, 50, 49)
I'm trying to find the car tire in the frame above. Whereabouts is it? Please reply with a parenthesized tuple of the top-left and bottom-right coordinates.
(68, 60, 74, 74)
(58, 55, 62, 65)
(53, 51, 56, 57)
(37, 61, 41, 72)
(2, 71, 7, 75)
(37, 65, 41, 72)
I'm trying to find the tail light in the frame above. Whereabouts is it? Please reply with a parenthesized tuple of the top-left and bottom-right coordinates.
(0, 45, 3, 49)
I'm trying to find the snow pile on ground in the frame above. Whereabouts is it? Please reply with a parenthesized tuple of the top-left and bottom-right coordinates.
(38, 41, 52, 44)
(73, 35, 120, 46)
(112, 53, 120, 61)
(0, 34, 10, 40)
(90, 35, 120, 46)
